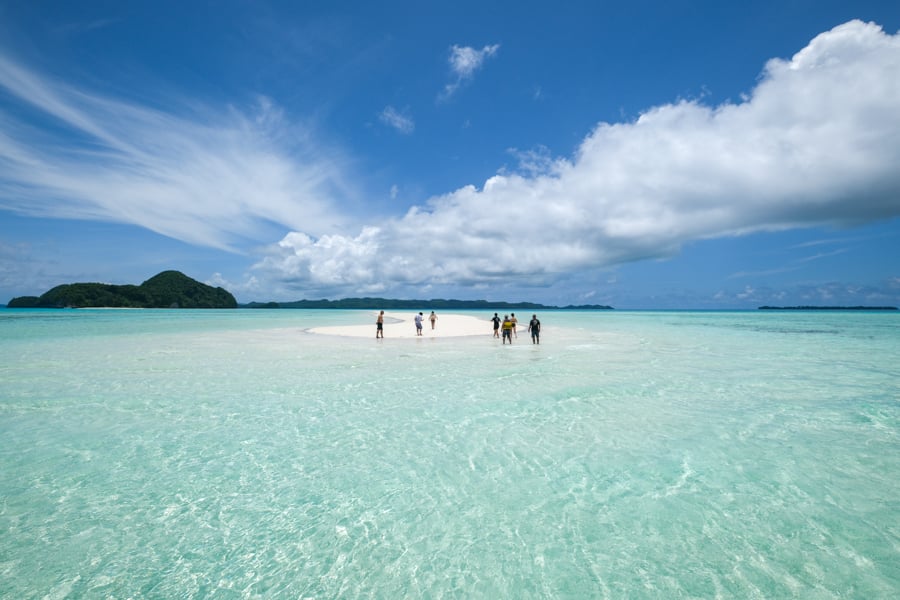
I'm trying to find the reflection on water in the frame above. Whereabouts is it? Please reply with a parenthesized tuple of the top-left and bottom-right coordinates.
(1, 309, 898, 597)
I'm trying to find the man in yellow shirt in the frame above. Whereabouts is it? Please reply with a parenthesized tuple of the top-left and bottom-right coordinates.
(501, 315, 514, 344)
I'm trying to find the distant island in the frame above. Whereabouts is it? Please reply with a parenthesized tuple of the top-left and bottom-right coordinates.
(758, 305, 897, 310)
(7, 271, 238, 309)
(6, 270, 613, 310)
(242, 298, 613, 310)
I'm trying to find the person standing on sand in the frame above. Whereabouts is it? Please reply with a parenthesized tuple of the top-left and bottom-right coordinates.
(501, 315, 514, 344)
(376, 310, 384, 338)
(415, 312, 424, 336)
(429, 311, 438, 330)
(491, 313, 501, 338)
(510, 313, 518, 338)
(528, 314, 541, 344)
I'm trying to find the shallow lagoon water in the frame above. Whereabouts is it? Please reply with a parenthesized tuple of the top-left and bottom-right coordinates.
(1, 309, 898, 598)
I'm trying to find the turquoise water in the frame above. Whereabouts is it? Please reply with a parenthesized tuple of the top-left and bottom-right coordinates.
(1, 308, 898, 598)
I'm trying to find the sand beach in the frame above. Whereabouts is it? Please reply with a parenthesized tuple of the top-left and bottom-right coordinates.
(308, 310, 523, 338)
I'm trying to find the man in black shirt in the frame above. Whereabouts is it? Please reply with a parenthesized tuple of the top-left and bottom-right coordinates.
(528, 314, 541, 344)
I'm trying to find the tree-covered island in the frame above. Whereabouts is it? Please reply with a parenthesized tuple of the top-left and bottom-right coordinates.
(7, 271, 238, 309)
(6, 270, 615, 310)
(758, 305, 897, 310)
(241, 298, 613, 310)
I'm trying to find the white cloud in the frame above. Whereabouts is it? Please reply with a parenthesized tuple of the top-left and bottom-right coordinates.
(3, 21, 899, 303)
(253, 228, 389, 297)
(449, 44, 500, 78)
(442, 43, 500, 99)
(379, 105, 414, 134)
(259, 20, 900, 298)
(0, 53, 352, 252)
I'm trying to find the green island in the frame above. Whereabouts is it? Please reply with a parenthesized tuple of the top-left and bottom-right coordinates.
(7, 271, 238, 309)
(6, 270, 614, 310)
(241, 299, 613, 310)
(758, 305, 897, 310)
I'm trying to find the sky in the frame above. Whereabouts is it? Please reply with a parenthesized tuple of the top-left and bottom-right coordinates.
(1, 0, 899, 309)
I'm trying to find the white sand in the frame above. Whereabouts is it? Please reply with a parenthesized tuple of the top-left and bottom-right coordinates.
(308, 311, 522, 339)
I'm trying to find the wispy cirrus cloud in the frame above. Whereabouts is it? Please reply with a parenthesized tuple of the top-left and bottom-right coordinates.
(728, 248, 849, 279)
(441, 43, 500, 99)
(0, 52, 353, 252)
(379, 105, 414, 134)
(54, 18, 121, 36)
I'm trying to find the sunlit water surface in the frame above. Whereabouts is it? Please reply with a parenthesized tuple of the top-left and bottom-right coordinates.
(1, 308, 898, 598)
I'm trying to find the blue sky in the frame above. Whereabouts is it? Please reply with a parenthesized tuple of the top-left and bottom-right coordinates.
(1, 1, 899, 308)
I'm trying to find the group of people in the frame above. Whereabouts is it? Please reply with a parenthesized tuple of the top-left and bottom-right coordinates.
(491, 312, 541, 344)
(376, 310, 541, 343)
(375, 310, 437, 338)
(412, 311, 438, 336)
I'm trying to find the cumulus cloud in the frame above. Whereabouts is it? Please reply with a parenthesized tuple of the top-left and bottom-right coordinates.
(0, 53, 351, 252)
(379, 105, 415, 134)
(442, 43, 500, 99)
(260, 20, 900, 298)
(3, 21, 899, 302)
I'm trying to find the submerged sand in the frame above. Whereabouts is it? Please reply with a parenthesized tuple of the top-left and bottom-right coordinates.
(308, 311, 522, 339)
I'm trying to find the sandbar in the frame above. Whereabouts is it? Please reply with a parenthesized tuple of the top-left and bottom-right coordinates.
(308, 311, 521, 339)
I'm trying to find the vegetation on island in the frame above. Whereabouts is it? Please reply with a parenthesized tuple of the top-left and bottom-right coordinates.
(758, 305, 897, 310)
(241, 298, 613, 310)
(6, 270, 612, 310)
(7, 271, 238, 309)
